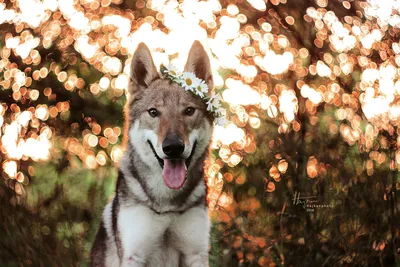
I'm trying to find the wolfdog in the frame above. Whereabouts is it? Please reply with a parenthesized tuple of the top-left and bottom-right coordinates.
(91, 41, 214, 267)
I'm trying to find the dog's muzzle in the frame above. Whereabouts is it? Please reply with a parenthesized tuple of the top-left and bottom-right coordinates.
(147, 140, 197, 189)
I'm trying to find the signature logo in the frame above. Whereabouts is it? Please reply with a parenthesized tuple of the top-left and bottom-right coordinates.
(292, 191, 334, 212)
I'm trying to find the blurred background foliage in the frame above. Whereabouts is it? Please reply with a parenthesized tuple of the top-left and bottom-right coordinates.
(0, 0, 400, 266)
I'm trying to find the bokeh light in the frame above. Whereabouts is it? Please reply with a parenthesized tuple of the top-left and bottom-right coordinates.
(1, 0, 400, 266)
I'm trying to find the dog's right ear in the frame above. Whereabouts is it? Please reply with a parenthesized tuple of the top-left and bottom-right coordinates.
(129, 43, 159, 94)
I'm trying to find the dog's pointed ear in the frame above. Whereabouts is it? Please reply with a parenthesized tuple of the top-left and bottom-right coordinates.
(184, 41, 213, 93)
(129, 43, 159, 94)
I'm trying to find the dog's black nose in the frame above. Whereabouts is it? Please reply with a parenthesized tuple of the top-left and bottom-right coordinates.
(162, 133, 184, 158)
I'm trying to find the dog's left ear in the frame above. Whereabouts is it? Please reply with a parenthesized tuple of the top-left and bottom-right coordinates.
(184, 41, 213, 93)
(129, 43, 159, 95)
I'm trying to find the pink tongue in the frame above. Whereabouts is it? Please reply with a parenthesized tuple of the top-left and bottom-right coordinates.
(162, 159, 187, 189)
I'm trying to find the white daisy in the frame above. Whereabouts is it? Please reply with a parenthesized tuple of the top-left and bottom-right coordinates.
(194, 83, 206, 98)
(197, 82, 209, 95)
(207, 93, 222, 112)
(215, 115, 228, 126)
(214, 108, 223, 117)
(195, 90, 204, 98)
(165, 63, 181, 77)
(206, 99, 214, 112)
(181, 72, 200, 91)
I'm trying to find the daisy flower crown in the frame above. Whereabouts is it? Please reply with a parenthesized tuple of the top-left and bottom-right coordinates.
(160, 64, 227, 126)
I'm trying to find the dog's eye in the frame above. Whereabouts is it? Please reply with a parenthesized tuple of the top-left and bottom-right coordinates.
(184, 107, 196, 116)
(148, 108, 159, 117)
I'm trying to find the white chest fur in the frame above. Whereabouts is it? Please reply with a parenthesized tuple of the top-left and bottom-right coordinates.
(103, 200, 210, 267)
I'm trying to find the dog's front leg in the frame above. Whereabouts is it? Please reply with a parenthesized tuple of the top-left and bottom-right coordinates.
(119, 205, 170, 267)
(170, 206, 210, 267)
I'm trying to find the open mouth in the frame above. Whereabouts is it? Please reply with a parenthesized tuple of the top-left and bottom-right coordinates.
(147, 141, 197, 189)
(147, 141, 197, 169)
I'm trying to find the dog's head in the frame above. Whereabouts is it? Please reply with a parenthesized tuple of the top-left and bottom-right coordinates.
(127, 41, 214, 189)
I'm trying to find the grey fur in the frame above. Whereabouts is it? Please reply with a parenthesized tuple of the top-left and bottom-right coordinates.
(91, 41, 213, 267)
